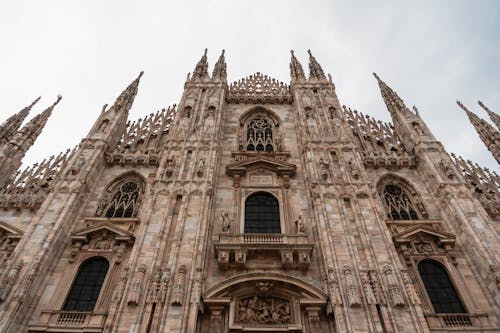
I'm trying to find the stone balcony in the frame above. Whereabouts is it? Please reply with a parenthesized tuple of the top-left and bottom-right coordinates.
(213, 233, 314, 271)
(424, 313, 491, 331)
(28, 310, 106, 332)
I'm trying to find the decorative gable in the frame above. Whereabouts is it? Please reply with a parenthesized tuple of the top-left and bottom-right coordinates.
(226, 156, 296, 188)
(69, 222, 135, 263)
(226, 73, 293, 104)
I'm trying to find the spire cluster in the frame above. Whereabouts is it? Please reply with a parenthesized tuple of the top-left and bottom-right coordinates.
(189, 49, 227, 82)
(288, 50, 330, 82)
(307, 49, 326, 80)
(0, 97, 40, 144)
(457, 101, 500, 164)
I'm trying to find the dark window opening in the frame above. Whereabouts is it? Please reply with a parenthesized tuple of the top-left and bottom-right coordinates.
(418, 260, 465, 313)
(244, 192, 280, 233)
(63, 257, 109, 311)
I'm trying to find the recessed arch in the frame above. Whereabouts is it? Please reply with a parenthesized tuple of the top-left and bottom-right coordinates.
(203, 272, 328, 301)
(376, 173, 428, 220)
(97, 171, 146, 218)
(239, 106, 281, 127)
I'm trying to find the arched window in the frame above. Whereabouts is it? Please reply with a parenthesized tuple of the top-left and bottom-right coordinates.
(246, 118, 274, 152)
(64, 257, 109, 311)
(383, 184, 419, 220)
(418, 260, 465, 313)
(244, 192, 280, 233)
(104, 181, 141, 218)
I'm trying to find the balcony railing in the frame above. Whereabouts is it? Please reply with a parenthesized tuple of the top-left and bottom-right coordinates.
(424, 313, 490, 330)
(214, 233, 313, 270)
(28, 310, 106, 332)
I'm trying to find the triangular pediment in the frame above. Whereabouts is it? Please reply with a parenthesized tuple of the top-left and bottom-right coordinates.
(226, 156, 296, 177)
(393, 224, 455, 246)
(71, 221, 134, 244)
(0, 221, 24, 239)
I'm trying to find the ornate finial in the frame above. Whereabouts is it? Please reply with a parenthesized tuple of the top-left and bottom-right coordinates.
(191, 49, 209, 81)
(290, 50, 305, 81)
(0, 96, 42, 143)
(307, 49, 326, 80)
(373, 73, 410, 115)
(212, 49, 227, 81)
(478, 100, 500, 130)
(458, 100, 500, 164)
(456, 100, 469, 112)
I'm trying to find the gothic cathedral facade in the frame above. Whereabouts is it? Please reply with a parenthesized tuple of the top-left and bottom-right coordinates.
(0, 49, 499, 333)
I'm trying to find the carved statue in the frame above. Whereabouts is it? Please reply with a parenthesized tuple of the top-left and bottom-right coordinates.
(319, 158, 329, 180)
(221, 210, 231, 232)
(238, 296, 291, 324)
(294, 215, 306, 234)
(196, 158, 206, 177)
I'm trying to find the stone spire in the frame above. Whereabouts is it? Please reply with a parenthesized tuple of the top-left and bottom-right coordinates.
(373, 73, 413, 116)
(478, 100, 500, 130)
(191, 48, 209, 81)
(290, 50, 305, 81)
(307, 49, 326, 80)
(13, 96, 61, 145)
(0, 96, 61, 188)
(0, 97, 40, 144)
(212, 49, 227, 81)
(109, 71, 143, 113)
(457, 101, 500, 164)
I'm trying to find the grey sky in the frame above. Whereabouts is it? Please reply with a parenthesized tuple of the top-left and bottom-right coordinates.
(1, 0, 499, 171)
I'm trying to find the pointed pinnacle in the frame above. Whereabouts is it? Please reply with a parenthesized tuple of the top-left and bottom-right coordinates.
(456, 100, 470, 113)
(478, 100, 500, 129)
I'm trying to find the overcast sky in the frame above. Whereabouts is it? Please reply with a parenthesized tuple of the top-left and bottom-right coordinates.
(1, 0, 499, 172)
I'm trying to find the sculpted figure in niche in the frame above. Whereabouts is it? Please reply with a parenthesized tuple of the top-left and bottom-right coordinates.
(220, 209, 232, 232)
(319, 158, 329, 180)
(196, 158, 206, 177)
(295, 215, 306, 234)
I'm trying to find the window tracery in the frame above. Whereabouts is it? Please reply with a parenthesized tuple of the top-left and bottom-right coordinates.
(246, 118, 274, 152)
(104, 181, 140, 218)
(383, 184, 420, 220)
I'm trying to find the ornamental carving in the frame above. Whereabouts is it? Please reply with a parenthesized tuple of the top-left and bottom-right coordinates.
(237, 296, 291, 325)
(227, 73, 292, 104)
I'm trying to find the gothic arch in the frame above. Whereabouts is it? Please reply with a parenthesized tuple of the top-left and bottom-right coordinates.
(376, 173, 428, 220)
(96, 171, 146, 218)
(203, 273, 328, 331)
(239, 106, 281, 127)
(204, 272, 327, 300)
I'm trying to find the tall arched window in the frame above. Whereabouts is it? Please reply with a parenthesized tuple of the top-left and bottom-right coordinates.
(104, 180, 141, 218)
(64, 257, 109, 311)
(383, 184, 419, 220)
(244, 192, 280, 233)
(418, 260, 465, 313)
(246, 118, 274, 152)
